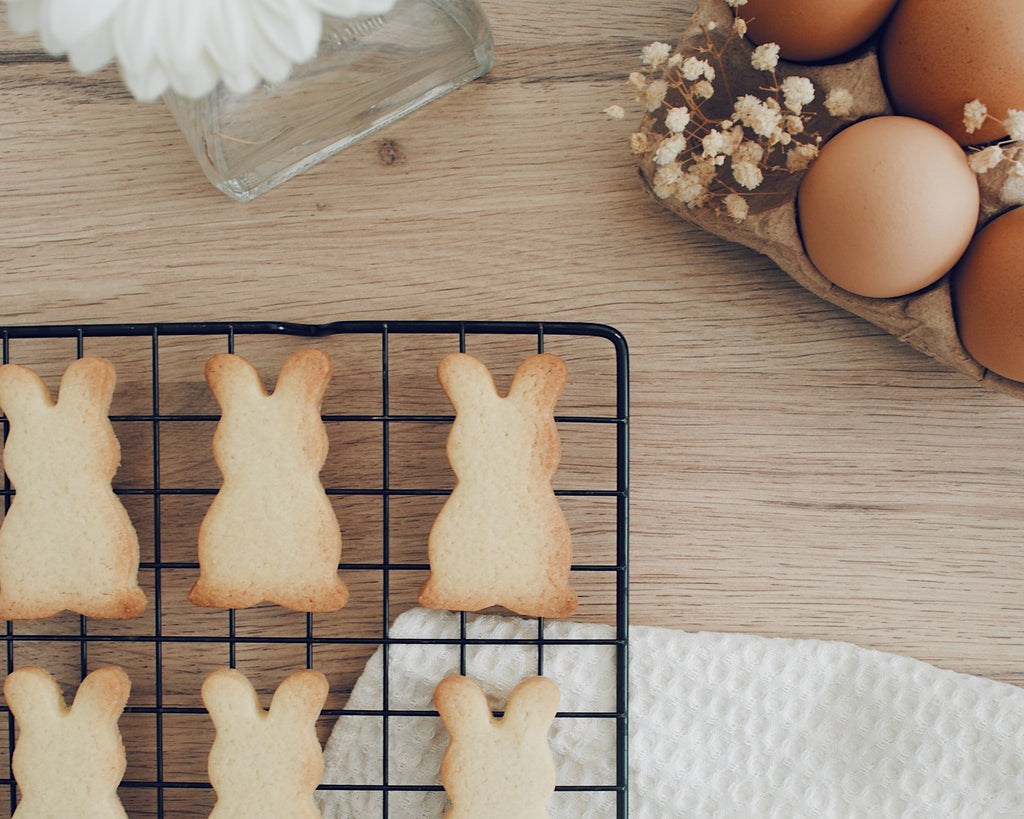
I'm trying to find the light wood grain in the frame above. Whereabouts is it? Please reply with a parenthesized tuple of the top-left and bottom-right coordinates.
(1, 0, 1024, 795)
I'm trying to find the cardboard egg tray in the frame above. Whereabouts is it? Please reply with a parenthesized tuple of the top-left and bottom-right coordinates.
(636, 0, 1024, 400)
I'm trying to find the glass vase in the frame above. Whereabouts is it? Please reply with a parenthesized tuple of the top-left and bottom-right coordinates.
(163, 0, 493, 202)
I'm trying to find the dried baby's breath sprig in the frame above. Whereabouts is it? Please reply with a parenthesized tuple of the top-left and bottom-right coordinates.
(723, 192, 749, 221)
(963, 100, 989, 136)
(969, 145, 1004, 174)
(612, 17, 854, 222)
(750, 43, 780, 72)
(824, 88, 855, 119)
(641, 41, 673, 70)
(1007, 111, 1024, 143)
(963, 99, 1024, 178)
(665, 106, 692, 133)
(630, 131, 650, 154)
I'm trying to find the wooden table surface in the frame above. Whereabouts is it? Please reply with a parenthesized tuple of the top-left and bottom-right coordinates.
(1, 0, 1023, 693)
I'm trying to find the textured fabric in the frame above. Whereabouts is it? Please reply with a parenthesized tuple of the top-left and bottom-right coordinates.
(319, 607, 1024, 818)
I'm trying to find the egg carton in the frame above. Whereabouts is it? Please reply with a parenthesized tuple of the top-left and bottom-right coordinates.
(635, 0, 1024, 400)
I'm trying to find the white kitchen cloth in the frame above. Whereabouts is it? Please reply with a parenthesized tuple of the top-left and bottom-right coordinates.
(319, 607, 1024, 818)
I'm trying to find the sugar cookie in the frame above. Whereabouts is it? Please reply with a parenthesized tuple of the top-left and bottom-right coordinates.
(419, 353, 577, 618)
(0, 358, 146, 619)
(4, 665, 131, 818)
(203, 667, 329, 819)
(189, 349, 348, 612)
(435, 674, 560, 819)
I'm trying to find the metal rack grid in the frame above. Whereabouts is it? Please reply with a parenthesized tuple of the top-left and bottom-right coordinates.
(0, 320, 629, 818)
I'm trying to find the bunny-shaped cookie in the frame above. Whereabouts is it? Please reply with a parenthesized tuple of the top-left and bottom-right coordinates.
(189, 349, 348, 612)
(419, 353, 577, 619)
(435, 674, 560, 819)
(0, 358, 146, 619)
(202, 667, 329, 819)
(4, 665, 131, 819)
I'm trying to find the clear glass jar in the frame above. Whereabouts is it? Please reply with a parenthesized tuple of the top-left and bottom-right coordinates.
(163, 0, 493, 202)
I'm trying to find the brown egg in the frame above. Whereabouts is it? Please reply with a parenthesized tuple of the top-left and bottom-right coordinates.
(740, 0, 898, 62)
(952, 207, 1024, 382)
(797, 116, 979, 299)
(880, 0, 1024, 145)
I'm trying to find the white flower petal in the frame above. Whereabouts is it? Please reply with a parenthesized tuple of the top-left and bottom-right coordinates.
(112, 0, 162, 78)
(253, 0, 323, 64)
(66, 24, 115, 74)
(204, 0, 253, 79)
(35, 19, 66, 57)
(315, 0, 395, 16)
(246, 23, 298, 85)
(157, 0, 206, 71)
(220, 65, 263, 96)
(10, 0, 65, 55)
(45, 0, 120, 47)
(121, 58, 168, 102)
(153, 1, 221, 99)
(5, 0, 43, 36)
(166, 53, 220, 100)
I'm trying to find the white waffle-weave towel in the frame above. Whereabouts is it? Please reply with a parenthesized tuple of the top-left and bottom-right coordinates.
(319, 607, 1024, 817)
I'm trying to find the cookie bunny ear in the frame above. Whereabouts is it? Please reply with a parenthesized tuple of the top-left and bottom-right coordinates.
(268, 669, 329, 725)
(434, 675, 494, 738)
(55, 357, 117, 417)
(201, 668, 265, 725)
(437, 354, 500, 413)
(3, 667, 66, 725)
(507, 354, 568, 411)
(273, 349, 332, 408)
(205, 354, 268, 411)
(0, 363, 56, 422)
(501, 676, 560, 735)
(70, 667, 131, 726)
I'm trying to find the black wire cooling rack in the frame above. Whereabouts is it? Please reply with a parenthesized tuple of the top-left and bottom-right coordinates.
(0, 320, 629, 818)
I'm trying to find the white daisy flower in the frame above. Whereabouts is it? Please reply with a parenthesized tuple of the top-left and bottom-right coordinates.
(2, 0, 397, 101)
